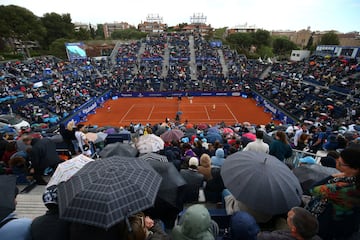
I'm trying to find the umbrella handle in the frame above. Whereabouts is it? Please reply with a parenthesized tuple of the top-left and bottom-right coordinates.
(125, 210, 133, 233)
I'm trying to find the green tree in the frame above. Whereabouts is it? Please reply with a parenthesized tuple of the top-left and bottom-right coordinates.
(272, 37, 298, 55)
(74, 28, 91, 41)
(252, 29, 271, 47)
(319, 31, 340, 45)
(213, 27, 227, 40)
(111, 29, 146, 40)
(41, 12, 74, 48)
(89, 24, 96, 39)
(257, 45, 274, 58)
(49, 38, 70, 59)
(226, 32, 253, 50)
(0, 5, 45, 52)
(95, 24, 105, 39)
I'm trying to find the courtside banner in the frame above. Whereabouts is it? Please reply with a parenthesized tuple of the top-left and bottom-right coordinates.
(115, 91, 244, 98)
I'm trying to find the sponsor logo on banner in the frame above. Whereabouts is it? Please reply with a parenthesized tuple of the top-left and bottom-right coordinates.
(200, 93, 213, 96)
(215, 92, 228, 96)
(121, 94, 133, 97)
(232, 92, 241, 96)
(82, 102, 97, 115)
(148, 93, 162, 97)
(263, 100, 277, 114)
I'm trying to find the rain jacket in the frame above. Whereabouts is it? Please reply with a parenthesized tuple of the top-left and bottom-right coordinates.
(172, 204, 215, 240)
(211, 148, 225, 167)
(0, 212, 32, 240)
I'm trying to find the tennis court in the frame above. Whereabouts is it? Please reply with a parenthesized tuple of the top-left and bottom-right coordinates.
(84, 96, 275, 127)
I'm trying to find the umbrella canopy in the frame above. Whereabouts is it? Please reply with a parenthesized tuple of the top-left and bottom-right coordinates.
(46, 154, 94, 188)
(139, 152, 168, 162)
(135, 134, 164, 154)
(142, 159, 186, 207)
(85, 132, 98, 142)
(197, 123, 208, 130)
(205, 132, 223, 144)
(0, 175, 17, 221)
(207, 127, 219, 134)
(221, 151, 303, 215)
(95, 132, 108, 143)
(160, 129, 184, 142)
(293, 164, 339, 193)
(58, 156, 162, 229)
(222, 127, 234, 134)
(155, 126, 168, 136)
(86, 132, 108, 143)
(99, 142, 138, 158)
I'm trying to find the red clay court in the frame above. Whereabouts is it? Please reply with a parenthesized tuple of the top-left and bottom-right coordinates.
(84, 96, 275, 127)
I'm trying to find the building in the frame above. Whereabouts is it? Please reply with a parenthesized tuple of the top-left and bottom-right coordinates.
(103, 22, 134, 39)
(227, 23, 258, 34)
(271, 28, 360, 49)
(178, 13, 212, 35)
(74, 22, 94, 32)
(138, 14, 167, 33)
(290, 50, 310, 61)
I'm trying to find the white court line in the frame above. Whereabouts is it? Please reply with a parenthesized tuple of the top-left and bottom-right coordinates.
(119, 104, 135, 123)
(147, 105, 155, 120)
(225, 104, 238, 123)
(204, 106, 210, 120)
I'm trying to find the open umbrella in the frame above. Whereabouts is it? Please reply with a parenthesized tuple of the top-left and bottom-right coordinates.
(85, 132, 98, 142)
(57, 156, 162, 229)
(222, 127, 234, 134)
(205, 132, 223, 144)
(46, 154, 94, 188)
(139, 152, 168, 162)
(0, 175, 17, 221)
(85, 132, 108, 144)
(135, 134, 164, 154)
(197, 123, 208, 130)
(99, 142, 138, 158)
(293, 164, 339, 193)
(142, 159, 186, 207)
(221, 151, 303, 215)
(207, 127, 219, 134)
(160, 129, 184, 142)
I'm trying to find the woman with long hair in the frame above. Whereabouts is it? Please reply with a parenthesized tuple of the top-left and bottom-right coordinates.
(269, 131, 293, 162)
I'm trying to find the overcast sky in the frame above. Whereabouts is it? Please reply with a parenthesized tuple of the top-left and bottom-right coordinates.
(2, 0, 360, 33)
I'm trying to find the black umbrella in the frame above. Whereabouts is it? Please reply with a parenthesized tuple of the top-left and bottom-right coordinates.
(293, 164, 339, 193)
(143, 159, 186, 207)
(221, 151, 303, 215)
(99, 142, 138, 158)
(0, 175, 17, 221)
(139, 152, 168, 162)
(57, 156, 162, 229)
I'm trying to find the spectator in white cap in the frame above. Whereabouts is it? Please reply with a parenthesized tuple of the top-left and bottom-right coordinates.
(180, 157, 204, 203)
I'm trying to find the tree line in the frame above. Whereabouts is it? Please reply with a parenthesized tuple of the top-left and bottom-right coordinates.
(0, 4, 340, 60)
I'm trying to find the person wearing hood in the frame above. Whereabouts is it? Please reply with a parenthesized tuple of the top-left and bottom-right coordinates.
(30, 185, 70, 240)
(211, 148, 225, 167)
(172, 204, 218, 240)
(222, 211, 260, 240)
(23, 135, 62, 185)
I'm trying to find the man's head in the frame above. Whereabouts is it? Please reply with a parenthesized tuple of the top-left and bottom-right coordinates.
(22, 135, 33, 145)
(287, 207, 318, 239)
(255, 130, 264, 140)
(301, 123, 308, 130)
